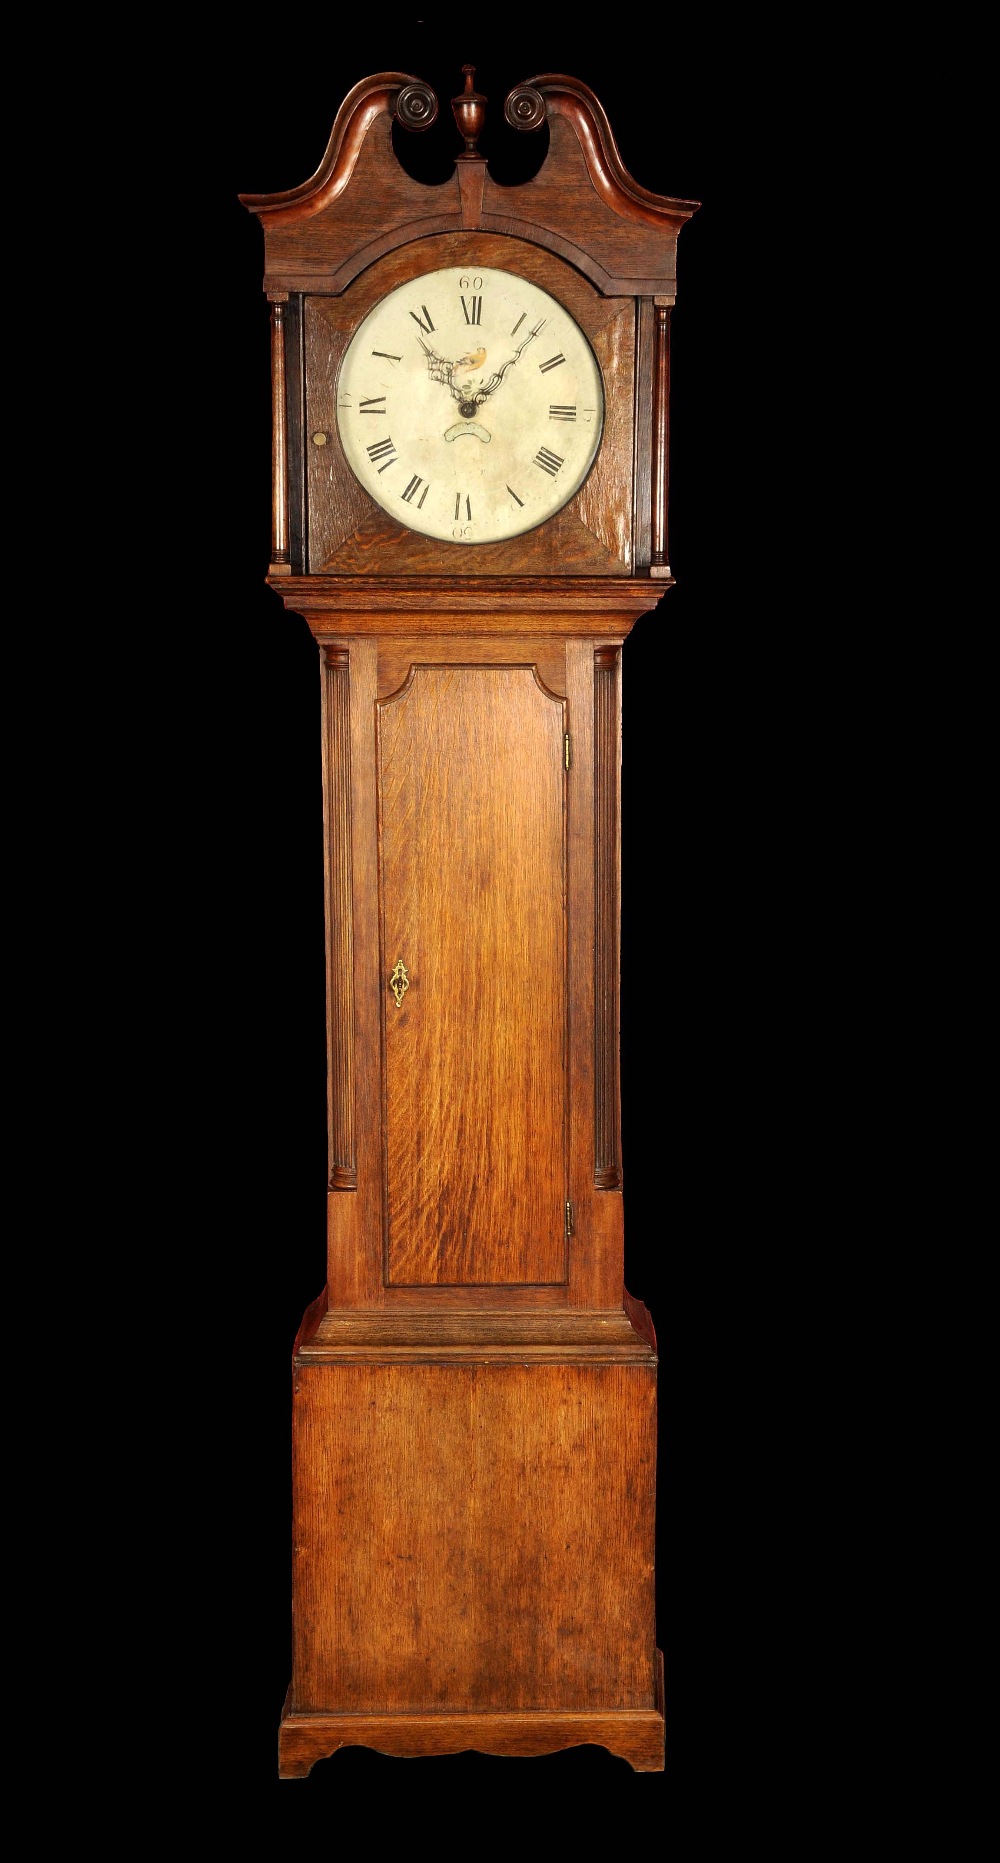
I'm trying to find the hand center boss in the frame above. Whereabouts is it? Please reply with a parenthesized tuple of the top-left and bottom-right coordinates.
(418, 319, 546, 444)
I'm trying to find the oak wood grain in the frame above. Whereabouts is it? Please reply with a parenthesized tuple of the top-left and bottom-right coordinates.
(257, 108, 462, 276)
(322, 648, 356, 1189)
(279, 1702, 665, 1775)
(505, 73, 698, 228)
(304, 227, 622, 339)
(296, 1349, 648, 1364)
(315, 628, 632, 1314)
(301, 1304, 657, 1363)
(382, 1283, 569, 1309)
(576, 303, 636, 570)
(378, 666, 567, 1286)
(306, 615, 643, 1323)
(301, 233, 635, 579)
(240, 73, 438, 217)
(564, 642, 622, 1308)
(377, 637, 566, 702)
(457, 155, 486, 227)
(317, 504, 620, 579)
(594, 648, 622, 1189)
(245, 72, 697, 303)
(306, 1301, 655, 1352)
(304, 298, 372, 573)
(481, 113, 684, 292)
(325, 638, 382, 1307)
(269, 578, 663, 626)
(289, 1362, 657, 1715)
(564, 636, 596, 1297)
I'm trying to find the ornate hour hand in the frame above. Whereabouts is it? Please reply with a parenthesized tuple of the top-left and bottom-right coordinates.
(418, 337, 464, 402)
(419, 335, 493, 440)
(419, 336, 488, 410)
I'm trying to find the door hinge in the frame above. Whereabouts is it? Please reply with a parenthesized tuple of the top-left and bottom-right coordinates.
(564, 732, 571, 770)
(565, 1199, 574, 1237)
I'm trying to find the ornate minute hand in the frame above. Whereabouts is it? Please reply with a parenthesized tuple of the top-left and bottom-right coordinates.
(473, 318, 546, 406)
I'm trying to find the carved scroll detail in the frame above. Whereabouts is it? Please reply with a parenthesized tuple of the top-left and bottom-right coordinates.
(395, 81, 438, 131)
(324, 647, 356, 1190)
(505, 85, 546, 132)
(594, 647, 621, 1189)
(503, 74, 699, 225)
(239, 73, 439, 218)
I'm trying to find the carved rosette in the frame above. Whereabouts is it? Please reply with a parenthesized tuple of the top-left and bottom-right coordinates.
(395, 81, 438, 131)
(504, 85, 546, 132)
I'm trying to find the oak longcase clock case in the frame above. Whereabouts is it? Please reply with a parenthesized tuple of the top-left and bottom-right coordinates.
(241, 65, 697, 1776)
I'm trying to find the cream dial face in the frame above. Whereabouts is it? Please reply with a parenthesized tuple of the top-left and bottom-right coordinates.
(336, 266, 604, 544)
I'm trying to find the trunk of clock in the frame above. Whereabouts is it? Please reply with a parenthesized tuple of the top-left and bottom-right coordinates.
(277, 612, 664, 1773)
(315, 630, 632, 1318)
(380, 663, 568, 1288)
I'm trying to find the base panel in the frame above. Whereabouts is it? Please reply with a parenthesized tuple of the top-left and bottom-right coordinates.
(279, 1703, 664, 1776)
(290, 1359, 657, 1715)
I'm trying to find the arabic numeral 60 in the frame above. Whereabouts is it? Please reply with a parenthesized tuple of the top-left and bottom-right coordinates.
(459, 275, 483, 289)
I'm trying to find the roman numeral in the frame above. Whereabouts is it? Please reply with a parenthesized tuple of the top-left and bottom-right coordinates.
(511, 313, 526, 336)
(366, 436, 397, 472)
(533, 447, 564, 477)
(401, 475, 429, 506)
(371, 350, 401, 362)
(409, 306, 435, 335)
(538, 353, 566, 374)
(549, 405, 577, 420)
(455, 494, 472, 521)
(359, 396, 386, 414)
(506, 485, 524, 506)
(461, 295, 482, 325)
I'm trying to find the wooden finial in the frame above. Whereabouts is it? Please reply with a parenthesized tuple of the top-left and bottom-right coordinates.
(452, 64, 486, 159)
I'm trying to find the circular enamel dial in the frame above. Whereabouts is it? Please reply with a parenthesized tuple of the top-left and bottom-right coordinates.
(336, 266, 604, 544)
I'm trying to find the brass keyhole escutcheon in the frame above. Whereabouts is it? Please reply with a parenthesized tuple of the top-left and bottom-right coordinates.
(389, 959, 409, 1008)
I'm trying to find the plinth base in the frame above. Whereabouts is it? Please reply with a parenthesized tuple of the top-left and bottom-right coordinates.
(279, 1661, 665, 1775)
(283, 1312, 663, 1775)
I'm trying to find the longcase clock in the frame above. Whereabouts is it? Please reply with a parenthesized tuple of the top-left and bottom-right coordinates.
(241, 65, 698, 1775)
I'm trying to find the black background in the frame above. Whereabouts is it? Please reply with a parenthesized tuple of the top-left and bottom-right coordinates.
(129, 15, 827, 1814)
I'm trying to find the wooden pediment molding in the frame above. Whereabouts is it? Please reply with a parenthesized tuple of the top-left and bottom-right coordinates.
(238, 71, 440, 220)
(241, 69, 699, 299)
(503, 75, 699, 231)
